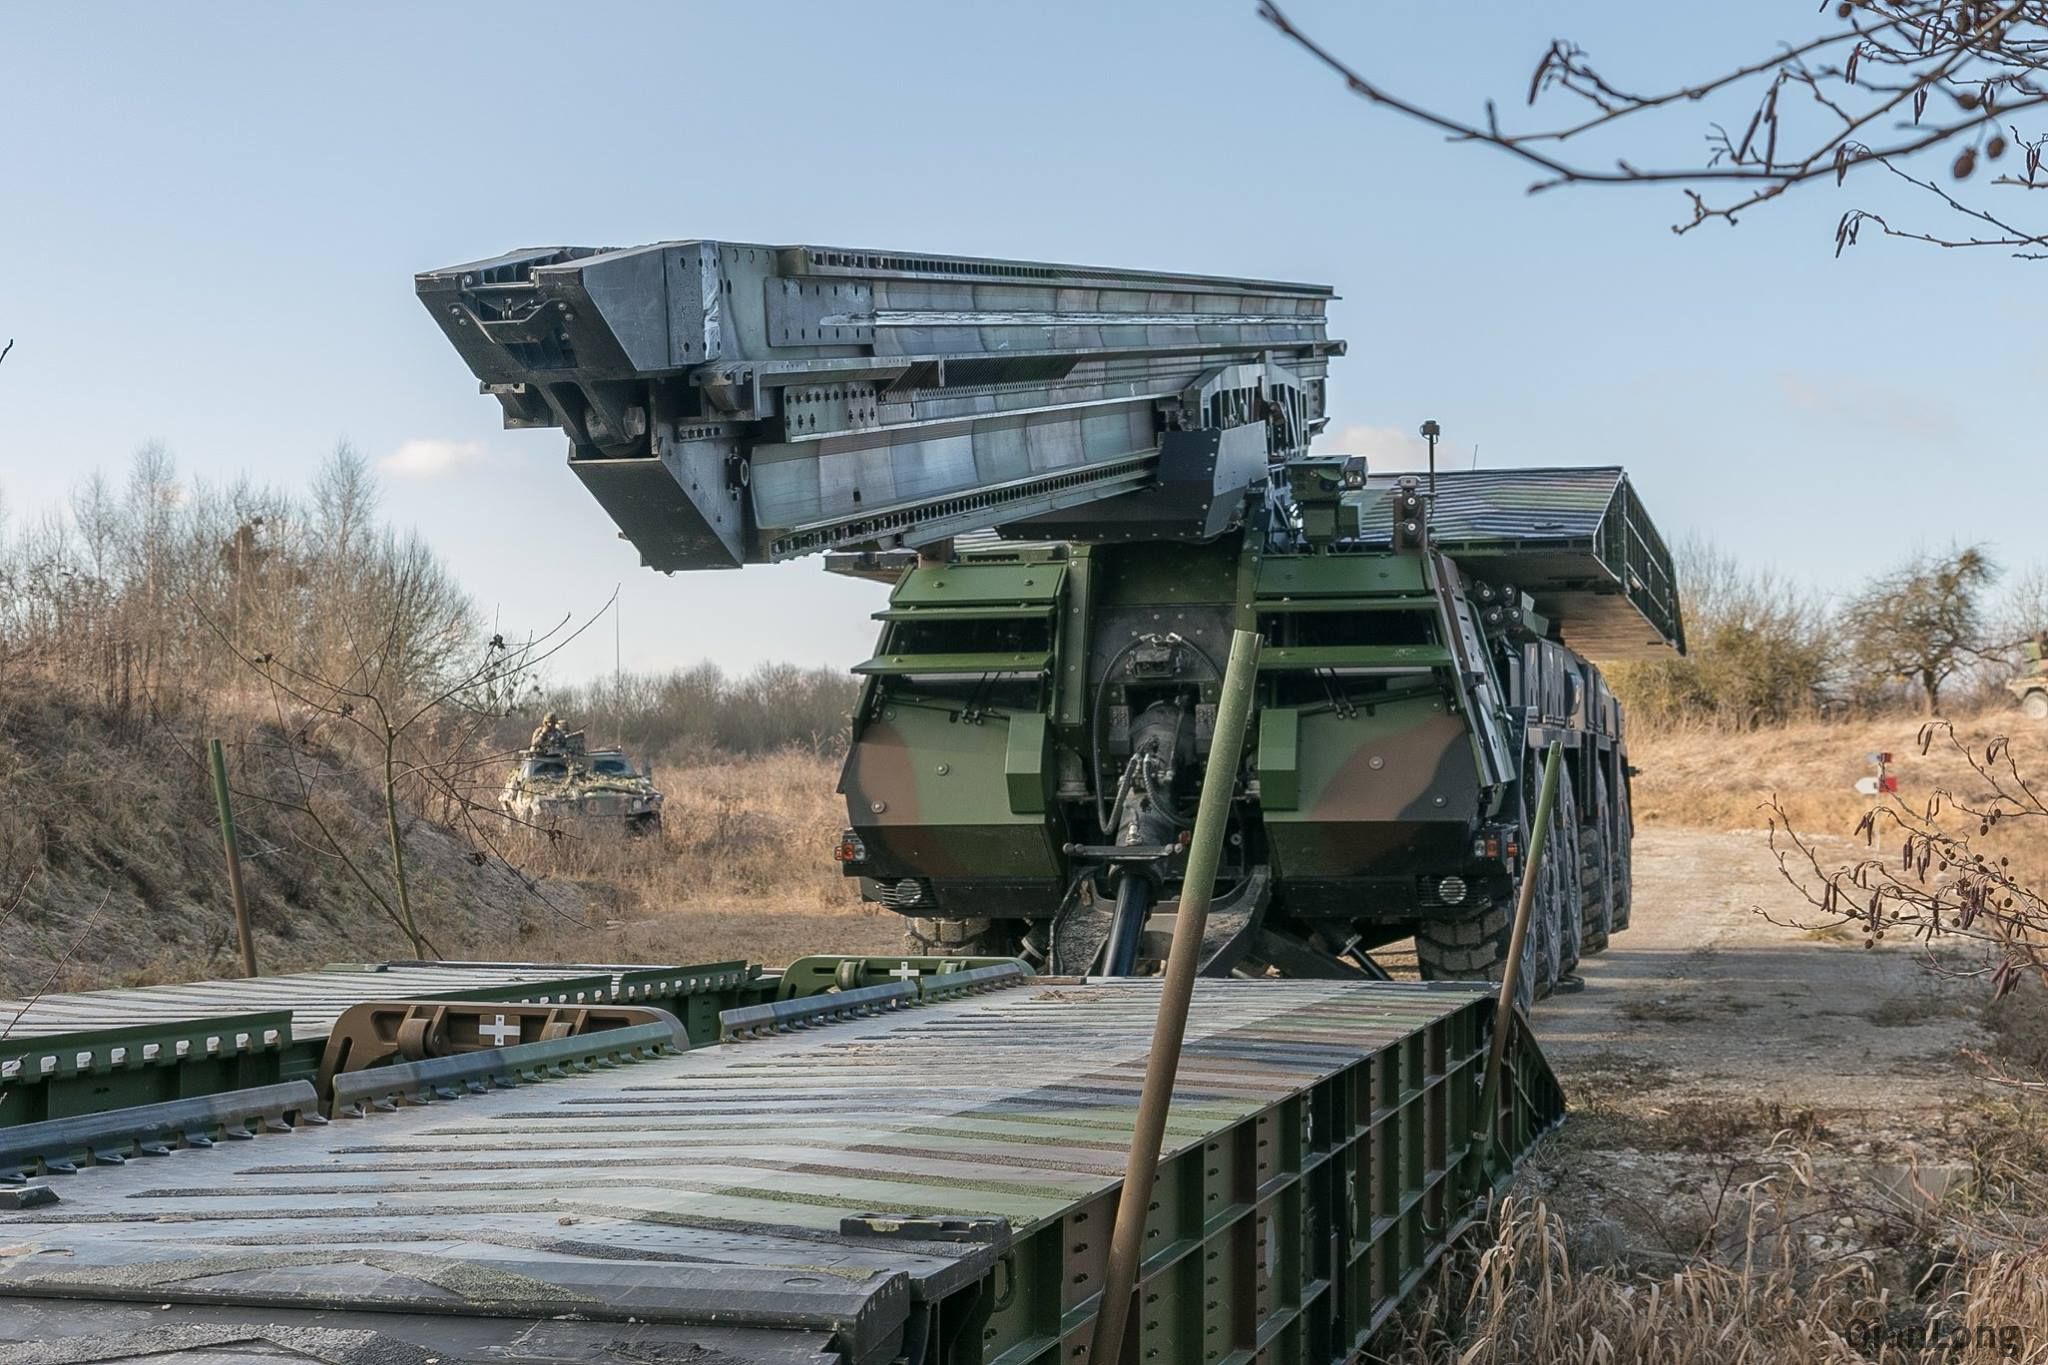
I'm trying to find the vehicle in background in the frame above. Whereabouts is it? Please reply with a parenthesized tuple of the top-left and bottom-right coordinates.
(501, 728, 664, 833)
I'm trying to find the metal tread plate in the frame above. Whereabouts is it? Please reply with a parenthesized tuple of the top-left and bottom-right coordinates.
(1348, 466, 1683, 657)
(0, 979, 1561, 1365)
(0, 1297, 838, 1364)
(0, 964, 619, 1044)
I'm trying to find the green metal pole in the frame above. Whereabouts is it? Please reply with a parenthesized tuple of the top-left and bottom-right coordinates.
(1089, 627, 1262, 1365)
(208, 738, 260, 978)
(1464, 739, 1562, 1193)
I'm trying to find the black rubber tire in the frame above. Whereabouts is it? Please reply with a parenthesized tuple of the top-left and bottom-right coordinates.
(1415, 894, 1534, 1013)
(1578, 765, 1614, 956)
(903, 916, 1027, 959)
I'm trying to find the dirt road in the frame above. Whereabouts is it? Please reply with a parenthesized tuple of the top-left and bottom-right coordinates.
(1519, 825, 2004, 1270)
(1545, 824, 1989, 1116)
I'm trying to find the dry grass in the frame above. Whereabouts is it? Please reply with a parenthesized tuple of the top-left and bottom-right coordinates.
(1378, 1191, 2048, 1364)
(1632, 714, 2046, 835)
(0, 692, 608, 997)
(502, 749, 904, 968)
(0, 697, 891, 998)
(1631, 713, 2048, 896)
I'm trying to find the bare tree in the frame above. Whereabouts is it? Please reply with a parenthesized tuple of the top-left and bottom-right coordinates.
(1839, 544, 1998, 713)
(1261, 2, 2048, 255)
(209, 593, 611, 958)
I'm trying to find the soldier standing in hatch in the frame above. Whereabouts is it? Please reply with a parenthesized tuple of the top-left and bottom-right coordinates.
(529, 711, 567, 753)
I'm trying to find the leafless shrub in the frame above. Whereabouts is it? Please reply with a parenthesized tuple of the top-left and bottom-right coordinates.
(211, 588, 613, 958)
(0, 443, 619, 968)
(1767, 720, 2047, 1001)
(1608, 540, 1837, 730)
(0, 442, 479, 722)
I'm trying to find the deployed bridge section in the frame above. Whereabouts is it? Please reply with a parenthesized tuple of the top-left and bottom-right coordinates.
(417, 242, 1340, 570)
(0, 960, 769, 1127)
(0, 974, 1563, 1365)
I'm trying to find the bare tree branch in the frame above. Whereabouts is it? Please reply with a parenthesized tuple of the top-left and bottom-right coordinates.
(1260, 0, 2048, 255)
(1764, 720, 2048, 999)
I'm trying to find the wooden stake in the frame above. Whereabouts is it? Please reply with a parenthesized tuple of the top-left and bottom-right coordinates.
(209, 738, 259, 978)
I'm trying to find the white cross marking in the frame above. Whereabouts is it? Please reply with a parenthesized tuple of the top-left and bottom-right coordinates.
(887, 961, 920, 982)
(479, 1013, 518, 1047)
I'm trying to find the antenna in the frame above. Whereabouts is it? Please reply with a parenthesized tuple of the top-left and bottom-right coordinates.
(613, 588, 623, 748)
(1419, 420, 1441, 497)
(1471, 443, 1480, 471)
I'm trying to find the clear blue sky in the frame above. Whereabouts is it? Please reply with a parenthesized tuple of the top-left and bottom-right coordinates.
(2, 2, 2036, 681)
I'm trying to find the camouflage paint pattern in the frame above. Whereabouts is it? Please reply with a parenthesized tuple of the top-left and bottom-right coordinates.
(840, 533, 1509, 925)
(499, 747, 663, 829)
(1259, 698, 1482, 877)
(838, 702, 1059, 880)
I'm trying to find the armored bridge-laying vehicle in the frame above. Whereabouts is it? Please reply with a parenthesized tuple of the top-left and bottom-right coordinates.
(417, 240, 1683, 998)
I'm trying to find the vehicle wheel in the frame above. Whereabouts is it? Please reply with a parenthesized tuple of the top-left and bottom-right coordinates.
(1415, 893, 1535, 1013)
(1579, 766, 1615, 955)
(903, 916, 1027, 959)
(2023, 690, 2048, 721)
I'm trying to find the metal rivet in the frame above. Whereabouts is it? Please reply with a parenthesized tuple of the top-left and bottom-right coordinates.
(935, 764, 949, 776)
(870, 800, 887, 813)
(1368, 756, 1384, 770)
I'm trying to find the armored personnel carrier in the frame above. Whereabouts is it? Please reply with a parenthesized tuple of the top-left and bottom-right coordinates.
(501, 728, 665, 833)
(418, 240, 1682, 999)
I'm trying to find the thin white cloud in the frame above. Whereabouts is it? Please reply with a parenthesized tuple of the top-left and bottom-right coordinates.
(1776, 372, 1951, 442)
(1317, 423, 1431, 471)
(379, 438, 487, 479)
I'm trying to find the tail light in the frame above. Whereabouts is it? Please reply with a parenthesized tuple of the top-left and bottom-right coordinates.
(835, 830, 867, 864)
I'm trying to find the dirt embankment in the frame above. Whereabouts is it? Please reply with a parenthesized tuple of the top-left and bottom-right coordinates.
(0, 695, 610, 995)
(0, 697, 899, 998)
